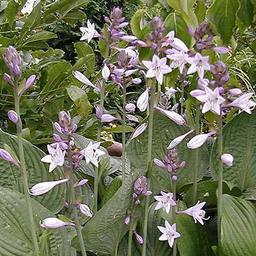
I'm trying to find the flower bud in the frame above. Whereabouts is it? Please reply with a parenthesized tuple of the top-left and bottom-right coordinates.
(74, 179, 88, 187)
(100, 114, 117, 123)
(137, 89, 149, 112)
(19, 74, 36, 96)
(130, 122, 147, 140)
(155, 107, 185, 126)
(221, 154, 234, 167)
(124, 215, 131, 225)
(79, 204, 93, 217)
(7, 110, 19, 124)
(0, 148, 19, 166)
(40, 217, 75, 229)
(3, 46, 22, 77)
(30, 179, 69, 196)
(187, 132, 215, 149)
(125, 103, 136, 113)
(229, 88, 242, 96)
(168, 130, 194, 149)
(102, 64, 110, 81)
(132, 78, 142, 85)
(3, 73, 13, 85)
(134, 231, 144, 245)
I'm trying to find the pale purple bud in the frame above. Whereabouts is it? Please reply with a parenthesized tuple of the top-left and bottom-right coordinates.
(19, 74, 36, 96)
(95, 106, 103, 119)
(155, 107, 185, 126)
(40, 217, 75, 229)
(73, 71, 100, 93)
(125, 103, 136, 113)
(221, 154, 234, 167)
(126, 114, 139, 123)
(54, 122, 62, 133)
(213, 47, 230, 54)
(102, 64, 110, 81)
(53, 134, 62, 142)
(79, 204, 93, 217)
(134, 176, 151, 196)
(132, 40, 147, 47)
(121, 35, 137, 42)
(74, 179, 88, 187)
(172, 175, 178, 181)
(137, 89, 149, 112)
(132, 78, 142, 84)
(153, 158, 166, 169)
(3, 46, 22, 77)
(168, 130, 194, 149)
(8, 110, 19, 124)
(101, 114, 117, 123)
(30, 179, 69, 196)
(229, 88, 242, 96)
(134, 231, 144, 245)
(125, 69, 138, 77)
(190, 89, 205, 97)
(3, 73, 13, 85)
(124, 215, 131, 225)
(130, 122, 147, 140)
(187, 132, 215, 149)
(0, 148, 19, 166)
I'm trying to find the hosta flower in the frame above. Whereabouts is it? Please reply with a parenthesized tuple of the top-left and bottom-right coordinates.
(30, 179, 69, 196)
(41, 144, 66, 172)
(80, 142, 105, 168)
(0, 148, 19, 166)
(155, 107, 185, 125)
(133, 176, 152, 197)
(137, 88, 149, 112)
(221, 154, 234, 167)
(130, 122, 148, 140)
(190, 87, 225, 115)
(73, 71, 100, 93)
(167, 49, 188, 74)
(187, 132, 215, 149)
(134, 231, 144, 245)
(79, 204, 93, 217)
(40, 217, 75, 229)
(74, 179, 88, 188)
(80, 20, 100, 42)
(21, 0, 40, 14)
(19, 74, 36, 96)
(158, 221, 180, 248)
(163, 31, 188, 52)
(8, 110, 19, 124)
(187, 53, 211, 79)
(3, 46, 22, 77)
(125, 103, 136, 113)
(178, 201, 209, 225)
(168, 130, 194, 149)
(102, 64, 110, 81)
(142, 55, 172, 85)
(154, 191, 176, 213)
(95, 106, 117, 123)
(228, 93, 256, 114)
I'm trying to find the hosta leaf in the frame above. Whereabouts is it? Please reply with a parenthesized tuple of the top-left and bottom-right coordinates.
(221, 194, 256, 256)
(210, 112, 256, 191)
(0, 130, 66, 213)
(208, 0, 239, 44)
(0, 186, 68, 256)
(22, 31, 57, 46)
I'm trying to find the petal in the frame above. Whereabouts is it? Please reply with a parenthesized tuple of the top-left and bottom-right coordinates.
(41, 155, 51, 163)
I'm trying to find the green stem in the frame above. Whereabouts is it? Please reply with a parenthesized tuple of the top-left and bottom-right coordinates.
(172, 179, 177, 256)
(127, 217, 133, 256)
(192, 106, 200, 204)
(141, 84, 156, 256)
(14, 85, 40, 256)
(67, 150, 87, 256)
(217, 116, 223, 255)
(122, 84, 127, 181)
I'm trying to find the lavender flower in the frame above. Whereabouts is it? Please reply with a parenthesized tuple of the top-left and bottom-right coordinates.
(158, 221, 180, 248)
(133, 176, 152, 198)
(3, 46, 22, 77)
(154, 191, 176, 213)
(0, 148, 19, 166)
(221, 154, 234, 167)
(7, 110, 19, 124)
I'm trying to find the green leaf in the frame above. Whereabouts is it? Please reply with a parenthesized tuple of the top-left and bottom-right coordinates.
(221, 194, 256, 256)
(164, 12, 191, 48)
(4, 0, 19, 27)
(195, 0, 206, 23)
(22, 31, 57, 46)
(237, 0, 254, 28)
(207, 0, 240, 44)
(0, 130, 66, 213)
(210, 112, 256, 191)
(62, 10, 86, 25)
(22, 2, 42, 30)
(131, 9, 151, 39)
(0, 186, 68, 256)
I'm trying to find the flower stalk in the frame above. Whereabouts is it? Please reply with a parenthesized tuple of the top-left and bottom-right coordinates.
(171, 178, 177, 256)
(13, 83, 40, 256)
(142, 82, 156, 256)
(122, 83, 127, 180)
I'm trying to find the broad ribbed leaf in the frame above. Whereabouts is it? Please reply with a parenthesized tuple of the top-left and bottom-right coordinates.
(208, 0, 239, 43)
(211, 112, 256, 191)
(0, 186, 67, 256)
(127, 111, 209, 191)
(0, 130, 66, 213)
(222, 195, 256, 256)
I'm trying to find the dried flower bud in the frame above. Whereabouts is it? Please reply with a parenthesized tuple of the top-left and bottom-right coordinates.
(7, 110, 19, 124)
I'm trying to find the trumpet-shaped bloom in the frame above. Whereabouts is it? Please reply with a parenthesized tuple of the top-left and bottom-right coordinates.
(142, 55, 172, 85)
(41, 144, 66, 172)
(158, 221, 181, 248)
(40, 217, 75, 229)
(163, 31, 188, 52)
(178, 201, 209, 225)
(187, 53, 211, 79)
(80, 142, 105, 168)
(80, 20, 100, 42)
(187, 132, 215, 149)
(30, 179, 69, 196)
(190, 87, 225, 115)
(167, 49, 188, 74)
(228, 93, 256, 114)
(154, 191, 176, 213)
(137, 88, 149, 112)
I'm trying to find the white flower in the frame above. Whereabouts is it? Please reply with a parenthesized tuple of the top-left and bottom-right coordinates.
(80, 20, 100, 43)
(228, 93, 256, 114)
(191, 87, 225, 115)
(167, 49, 188, 74)
(114, 46, 138, 58)
(178, 201, 209, 225)
(40, 217, 75, 229)
(187, 132, 215, 149)
(155, 107, 185, 125)
(163, 31, 188, 52)
(21, 0, 40, 15)
(137, 88, 149, 112)
(187, 53, 211, 79)
(168, 130, 194, 149)
(228, 88, 242, 96)
(142, 55, 172, 85)
(158, 221, 181, 248)
(79, 204, 93, 217)
(154, 191, 176, 213)
(73, 71, 100, 93)
(102, 64, 110, 81)
(41, 145, 66, 172)
(80, 142, 105, 168)
(165, 87, 177, 98)
(221, 154, 234, 167)
(30, 179, 69, 196)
